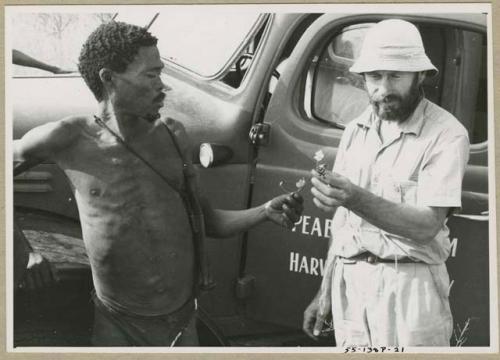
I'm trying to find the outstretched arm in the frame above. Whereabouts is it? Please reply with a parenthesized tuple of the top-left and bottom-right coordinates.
(166, 117, 304, 238)
(202, 193, 303, 238)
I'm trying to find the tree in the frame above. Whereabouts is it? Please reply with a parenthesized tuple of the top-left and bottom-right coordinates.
(37, 13, 78, 40)
(93, 13, 114, 24)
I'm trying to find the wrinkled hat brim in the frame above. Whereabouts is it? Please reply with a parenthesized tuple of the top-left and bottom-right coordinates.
(350, 55, 438, 77)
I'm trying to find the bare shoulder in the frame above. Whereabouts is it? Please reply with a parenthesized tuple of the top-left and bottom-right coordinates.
(160, 117, 196, 164)
(53, 114, 104, 144)
(31, 115, 86, 140)
(163, 117, 190, 140)
(15, 115, 93, 162)
(161, 117, 193, 155)
(58, 115, 92, 135)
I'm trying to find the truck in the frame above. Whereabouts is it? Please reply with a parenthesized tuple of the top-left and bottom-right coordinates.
(10, 8, 491, 347)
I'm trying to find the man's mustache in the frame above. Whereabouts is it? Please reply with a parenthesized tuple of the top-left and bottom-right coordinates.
(371, 94, 402, 103)
(154, 93, 166, 102)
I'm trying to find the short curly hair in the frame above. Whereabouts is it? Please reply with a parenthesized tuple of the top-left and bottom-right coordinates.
(78, 21, 158, 101)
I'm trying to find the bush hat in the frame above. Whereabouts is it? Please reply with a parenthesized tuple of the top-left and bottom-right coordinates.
(350, 19, 438, 76)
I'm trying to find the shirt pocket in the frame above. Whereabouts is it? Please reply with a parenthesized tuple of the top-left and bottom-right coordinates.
(399, 180, 418, 205)
(382, 178, 418, 205)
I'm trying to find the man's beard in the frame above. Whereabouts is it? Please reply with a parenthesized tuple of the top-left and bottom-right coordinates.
(144, 112, 161, 122)
(369, 76, 423, 122)
(144, 93, 166, 122)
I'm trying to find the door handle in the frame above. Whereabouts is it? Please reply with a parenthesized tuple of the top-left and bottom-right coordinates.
(249, 123, 271, 146)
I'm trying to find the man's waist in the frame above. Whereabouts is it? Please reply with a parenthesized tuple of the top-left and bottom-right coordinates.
(331, 226, 451, 264)
(340, 251, 420, 264)
(91, 268, 196, 316)
(93, 290, 196, 319)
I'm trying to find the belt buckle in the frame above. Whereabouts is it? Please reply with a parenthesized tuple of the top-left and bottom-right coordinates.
(341, 257, 357, 264)
(366, 254, 378, 264)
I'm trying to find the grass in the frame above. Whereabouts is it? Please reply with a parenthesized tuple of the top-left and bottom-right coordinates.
(453, 318, 472, 347)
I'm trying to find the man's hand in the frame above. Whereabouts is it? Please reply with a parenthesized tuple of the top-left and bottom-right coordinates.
(18, 252, 58, 291)
(310, 169, 358, 214)
(303, 295, 331, 340)
(265, 192, 304, 229)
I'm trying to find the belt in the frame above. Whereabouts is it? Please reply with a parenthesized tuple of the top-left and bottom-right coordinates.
(341, 252, 419, 264)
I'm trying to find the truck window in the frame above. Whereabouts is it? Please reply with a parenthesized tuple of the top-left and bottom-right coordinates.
(308, 23, 372, 128)
(150, 12, 263, 80)
(305, 20, 487, 145)
(118, 10, 268, 88)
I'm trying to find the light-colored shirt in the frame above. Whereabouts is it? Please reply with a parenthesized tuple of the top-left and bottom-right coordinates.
(329, 98, 470, 264)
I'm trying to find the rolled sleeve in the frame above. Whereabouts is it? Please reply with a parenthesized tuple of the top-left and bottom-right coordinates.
(417, 134, 470, 208)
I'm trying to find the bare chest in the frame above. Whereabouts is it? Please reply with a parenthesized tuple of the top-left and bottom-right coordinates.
(58, 129, 186, 212)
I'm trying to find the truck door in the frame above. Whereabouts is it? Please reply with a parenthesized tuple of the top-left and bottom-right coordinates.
(243, 12, 490, 342)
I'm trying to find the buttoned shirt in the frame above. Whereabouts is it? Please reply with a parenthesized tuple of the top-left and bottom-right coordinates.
(329, 98, 470, 264)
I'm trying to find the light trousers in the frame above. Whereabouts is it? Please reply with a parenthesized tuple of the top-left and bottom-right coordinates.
(332, 258, 453, 346)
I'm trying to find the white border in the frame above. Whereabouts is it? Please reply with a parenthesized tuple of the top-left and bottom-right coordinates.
(485, 5, 499, 354)
(3, 3, 493, 14)
(5, 6, 14, 353)
(5, 2, 496, 354)
(6, 346, 499, 354)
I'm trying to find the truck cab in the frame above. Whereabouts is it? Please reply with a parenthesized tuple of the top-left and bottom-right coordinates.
(10, 8, 491, 347)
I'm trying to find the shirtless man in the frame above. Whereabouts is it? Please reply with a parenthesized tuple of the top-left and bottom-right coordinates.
(14, 21, 303, 346)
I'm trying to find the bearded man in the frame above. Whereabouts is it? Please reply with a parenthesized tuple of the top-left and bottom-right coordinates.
(303, 19, 469, 346)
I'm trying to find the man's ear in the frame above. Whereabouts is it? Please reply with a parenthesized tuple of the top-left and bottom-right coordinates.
(99, 68, 113, 83)
(417, 71, 427, 85)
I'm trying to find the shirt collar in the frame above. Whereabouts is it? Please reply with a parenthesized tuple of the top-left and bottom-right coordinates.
(356, 98, 427, 137)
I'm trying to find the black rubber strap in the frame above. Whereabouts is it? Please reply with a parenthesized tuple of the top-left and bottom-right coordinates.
(161, 122, 187, 165)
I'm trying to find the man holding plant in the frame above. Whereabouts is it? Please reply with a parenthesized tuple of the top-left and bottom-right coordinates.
(303, 19, 469, 346)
